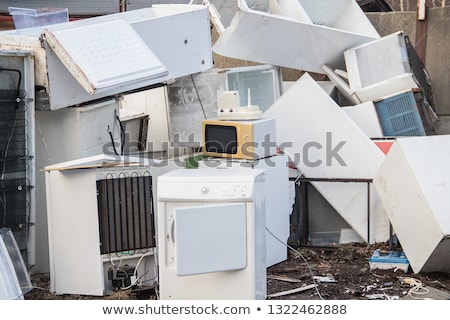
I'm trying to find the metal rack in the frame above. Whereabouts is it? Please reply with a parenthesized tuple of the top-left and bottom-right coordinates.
(289, 176, 374, 246)
(0, 88, 33, 266)
(97, 173, 155, 255)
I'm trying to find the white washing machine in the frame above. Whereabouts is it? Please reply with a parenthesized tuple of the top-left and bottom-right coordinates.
(157, 168, 266, 300)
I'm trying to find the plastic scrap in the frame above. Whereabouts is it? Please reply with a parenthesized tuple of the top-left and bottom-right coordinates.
(369, 249, 409, 272)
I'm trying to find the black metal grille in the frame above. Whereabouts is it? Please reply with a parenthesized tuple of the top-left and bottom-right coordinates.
(0, 90, 31, 262)
(404, 35, 437, 113)
(97, 173, 155, 254)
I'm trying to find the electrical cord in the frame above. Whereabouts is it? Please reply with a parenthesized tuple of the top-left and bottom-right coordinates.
(107, 110, 125, 156)
(266, 227, 324, 300)
(190, 74, 207, 119)
(107, 125, 120, 156)
(399, 276, 431, 299)
(115, 112, 125, 155)
(117, 251, 157, 291)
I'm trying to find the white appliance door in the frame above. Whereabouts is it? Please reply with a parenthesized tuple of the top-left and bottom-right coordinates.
(43, 19, 168, 95)
(174, 203, 247, 276)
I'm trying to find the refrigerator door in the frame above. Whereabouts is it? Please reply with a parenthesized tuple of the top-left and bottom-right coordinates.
(43, 19, 168, 95)
(0, 5, 212, 110)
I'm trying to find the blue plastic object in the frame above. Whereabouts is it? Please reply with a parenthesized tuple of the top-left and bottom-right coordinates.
(369, 249, 410, 272)
(375, 91, 426, 136)
(370, 250, 409, 264)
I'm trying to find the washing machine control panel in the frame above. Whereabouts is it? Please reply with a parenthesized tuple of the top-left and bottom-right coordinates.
(158, 181, 255, 201)
(195, 182, 252, 199)
(157, 169, 264, 201)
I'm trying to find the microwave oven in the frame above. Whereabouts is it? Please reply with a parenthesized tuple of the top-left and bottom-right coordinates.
(202, 118, 277, 160)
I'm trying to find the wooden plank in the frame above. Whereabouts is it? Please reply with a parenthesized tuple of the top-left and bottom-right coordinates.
(267, 284, 317, 298)
(268, 275, 303, 283)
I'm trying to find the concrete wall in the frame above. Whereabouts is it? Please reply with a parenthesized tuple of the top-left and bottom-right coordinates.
(385, 0, 449, 12)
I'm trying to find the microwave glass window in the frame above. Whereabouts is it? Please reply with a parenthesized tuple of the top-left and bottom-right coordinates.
(205, 124, 238, 154)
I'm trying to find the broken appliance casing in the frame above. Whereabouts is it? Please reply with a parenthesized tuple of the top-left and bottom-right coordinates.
(200, 0, 379, 73)
(119, 109, 149, 154)
(34, 99, 122, 274)
(374, 135, 450, 273)
(344, 31, 420, 103)
(0, 4, 212, 110)
(120, 86, 171, 153)
(0, 50, 36, 269)
(44, 157, 158, 296)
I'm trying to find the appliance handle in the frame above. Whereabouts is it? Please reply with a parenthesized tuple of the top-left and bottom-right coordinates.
(170, 220, 175, 243)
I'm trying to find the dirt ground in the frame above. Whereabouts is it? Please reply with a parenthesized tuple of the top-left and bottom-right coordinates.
(23, 242, 450, 300)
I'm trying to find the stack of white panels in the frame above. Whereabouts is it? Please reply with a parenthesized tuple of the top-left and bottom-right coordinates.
(199, 0, 379, 73)
(265, 73, 390, 243)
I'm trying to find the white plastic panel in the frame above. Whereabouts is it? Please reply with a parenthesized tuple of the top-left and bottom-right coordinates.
(131, 4, 213, 81)
(0, 233, 23, 300)
(264, 73, 390, 243)
(347, 32, 410, 90)
(198, 155, 290, 267)
(209, 0, 380, 73)
(344, 32, 419, 102)
(175, 203, 247, 276)
(120, 86, 170, 153)
(45, 169, 105, 295)
(374, 136, 450, 273)
(297, 0, 379, 35)
(43, 19, 168, 95)
(267, 0, 311, 22)
(167, 69, 227, 146)
(342, 101, 384, 138)
(321, 64, 361, 104)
